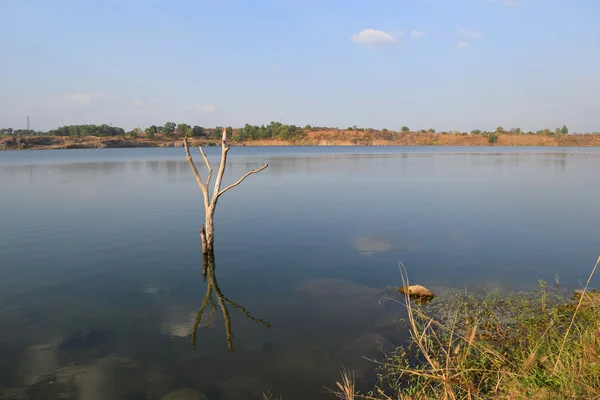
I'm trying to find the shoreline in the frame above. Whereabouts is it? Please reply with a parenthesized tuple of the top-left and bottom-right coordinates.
(3, 131, 600, 150)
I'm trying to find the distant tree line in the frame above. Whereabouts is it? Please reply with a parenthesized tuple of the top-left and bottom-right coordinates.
(233, 122, 304, 141)
(0, 128, 45, 136)
(48, 124, 125, 137)
(143, 121, 306, 141)
(0, 123, 585, 142)
(468, 125, 569, 136)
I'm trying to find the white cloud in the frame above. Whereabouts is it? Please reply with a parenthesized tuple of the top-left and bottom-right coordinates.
(457, 42, 469, 50)
(410, 30, 426, 38)
(459, 29, 483, 39)
(351, 29, 398, 45)
(184, 105, 217, 113)
(62, 92, 106, 105)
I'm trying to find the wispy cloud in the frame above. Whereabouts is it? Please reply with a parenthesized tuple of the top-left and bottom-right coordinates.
(184, 105, 217, 113)
(351, 29, 399, 45)
(410, 30, 426, 38)
(62, 92, 106, 105)
(459, 29, 483, 39)
(457, 42, 469, 50)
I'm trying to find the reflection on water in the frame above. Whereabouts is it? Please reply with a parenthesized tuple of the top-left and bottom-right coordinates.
(351, 236, 392, 255)
(192, 250, 271, 352)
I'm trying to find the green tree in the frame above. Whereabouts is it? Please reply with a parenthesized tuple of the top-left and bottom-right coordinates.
(191, 126, 205, 137)
(471, 129, 482, 135)
(212, 126, 223, 139)
(226, 126, 233, 137)
(146, 125, 157, 138)
(129, 128, 140, 138)
(487, 132, 499, 144)
(555, 127, 561, 135)
(157, 126, 164, 134)
(514, 128, 521, 135)
(542, 128, 553, 136)
(496, 126, 504, 134)
(401, 126, 410, 132)
(234, 125, 248, 141)
(176, 123, 190, 136)
(69, 126, 80, 137)
(560, 125, 569, 135)
(163, 122, 176, 135)
(427, 128, 435, 133)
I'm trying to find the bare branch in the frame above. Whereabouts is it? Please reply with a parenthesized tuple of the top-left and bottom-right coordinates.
(183, 137, 205, 189)
(199, 146, 213, 188)
(211, 128, 230, 206)
(183, 137, 210, 207)
(217, 164, 269, 198)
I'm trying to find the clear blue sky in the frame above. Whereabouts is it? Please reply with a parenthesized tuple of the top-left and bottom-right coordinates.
(1, 0, 599, 132)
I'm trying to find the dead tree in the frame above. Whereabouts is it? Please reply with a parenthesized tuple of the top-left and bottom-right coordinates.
(183, 129, 268, 254)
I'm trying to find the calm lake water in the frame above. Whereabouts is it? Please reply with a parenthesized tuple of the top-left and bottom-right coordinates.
(1, 146, 600, 399)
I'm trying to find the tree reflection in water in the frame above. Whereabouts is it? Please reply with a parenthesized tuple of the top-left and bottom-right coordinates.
(191, 250, 271, 352)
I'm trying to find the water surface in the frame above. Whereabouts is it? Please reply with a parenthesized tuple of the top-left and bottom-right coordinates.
(1, 146, 599, 399)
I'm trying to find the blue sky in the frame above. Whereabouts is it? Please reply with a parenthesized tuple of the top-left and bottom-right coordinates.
(1, 0, 599, 132)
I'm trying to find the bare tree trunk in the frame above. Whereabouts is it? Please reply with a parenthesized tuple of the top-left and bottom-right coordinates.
(184, 129, 268, 254)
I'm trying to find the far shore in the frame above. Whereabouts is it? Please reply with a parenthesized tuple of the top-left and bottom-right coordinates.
(3, 130, 600, 151)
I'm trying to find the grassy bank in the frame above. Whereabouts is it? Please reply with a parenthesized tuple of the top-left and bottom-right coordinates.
(4, 131, 600, 150)
(334, 259, 600, 400)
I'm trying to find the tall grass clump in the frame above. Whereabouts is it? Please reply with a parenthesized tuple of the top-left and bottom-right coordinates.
(335, 257, 600, 400)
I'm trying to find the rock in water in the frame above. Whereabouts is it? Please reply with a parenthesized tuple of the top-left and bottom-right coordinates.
(398, 285, 434, 298)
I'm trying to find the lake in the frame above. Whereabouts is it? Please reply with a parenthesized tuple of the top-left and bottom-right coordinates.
(1, 146, 600, 400)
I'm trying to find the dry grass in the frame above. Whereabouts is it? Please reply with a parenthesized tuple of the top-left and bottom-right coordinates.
(334, 257, 600, 400)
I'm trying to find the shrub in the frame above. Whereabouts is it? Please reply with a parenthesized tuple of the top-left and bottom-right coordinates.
(335, 260, 600, 400)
